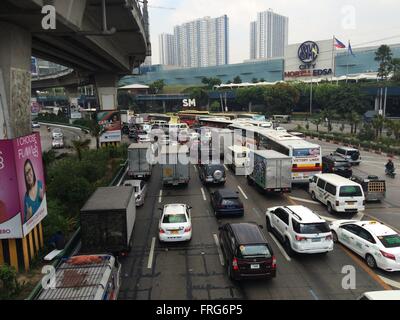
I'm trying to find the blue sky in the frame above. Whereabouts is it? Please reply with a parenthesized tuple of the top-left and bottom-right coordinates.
(147, 0, 400, 64)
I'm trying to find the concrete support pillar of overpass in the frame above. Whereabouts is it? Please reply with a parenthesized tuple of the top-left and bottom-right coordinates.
(0, 22, 32, 140)
(65, 85, 80, 110)
(94, 73, 118, 110)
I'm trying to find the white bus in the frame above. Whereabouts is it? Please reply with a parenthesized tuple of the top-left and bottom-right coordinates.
(228, 124, 322, 183)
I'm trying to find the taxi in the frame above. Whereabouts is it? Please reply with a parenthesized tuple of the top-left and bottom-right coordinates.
(330, 220, 400, 272)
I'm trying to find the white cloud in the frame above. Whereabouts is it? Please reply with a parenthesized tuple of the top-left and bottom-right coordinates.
(148, 0, 400, 64)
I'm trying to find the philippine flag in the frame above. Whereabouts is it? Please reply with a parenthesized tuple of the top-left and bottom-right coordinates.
(334, 37, 346, 49)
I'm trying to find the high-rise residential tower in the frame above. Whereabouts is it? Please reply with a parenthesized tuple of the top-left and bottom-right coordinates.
(250, 9, 288, 60)
(159, 33, 176, 66)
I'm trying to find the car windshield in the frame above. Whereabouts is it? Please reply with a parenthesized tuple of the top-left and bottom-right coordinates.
(238, 245, 271, 258)
(292, 220, 330, 234)
(378, 234, 400, 248)
(221, 198, 241, 206)
(347, 150, 359, 156)
(162, 214, 187, 224)
(339, 186, 363, 197)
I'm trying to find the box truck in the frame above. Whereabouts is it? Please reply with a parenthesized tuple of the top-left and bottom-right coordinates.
(160, 145, 190, 186)
(128, 143, 153, 179)
(80, 186, 136, 255)
(247, 150, 292, 193)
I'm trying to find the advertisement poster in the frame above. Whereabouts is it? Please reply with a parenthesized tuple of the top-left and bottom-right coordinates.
(97, 111, 122, 143)
(0, 132, 47, 239)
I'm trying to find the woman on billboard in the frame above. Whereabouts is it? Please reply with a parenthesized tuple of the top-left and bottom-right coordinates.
(23, 159, 44, 223)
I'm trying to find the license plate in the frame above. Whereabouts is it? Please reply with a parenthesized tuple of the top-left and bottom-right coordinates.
(312, 238, 321, 242)
(250, 264, 260, 270)
(346, 201, 356, 205)
(171, 230, 179, 235)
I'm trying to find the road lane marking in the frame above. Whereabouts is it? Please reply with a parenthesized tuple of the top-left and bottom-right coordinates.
(339, 245, 392, 290)
(224, 165, 228, 171)
(213, 234, 225, 266)
(158, 190, 163, 203)
(378, 275, 400, 289)
(206, 209, 212, 217)
(268, 232, 291, 262)
(309, 289, 319, 300)
(147, 237, 156, 269)
(288, 196, 319, 205)
(252, 207, 262, 218)
(200, 187, 207, 201)
(237, 186, 248, 200)
(193, 165, 198, 172)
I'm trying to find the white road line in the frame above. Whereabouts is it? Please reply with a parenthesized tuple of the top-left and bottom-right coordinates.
(224, 165, 228, 171)
(309, 289, 319, 300)
(200, 187, 207, 201)
(378, 275, 400, 289)
(193, 165, 198, 172)
(268, 232, 291, 262)
(158, 190, 163, 203)
(237, 186, 248, 200)
(289, 196, 319, 205)
(213, 234, 225, 266)
(147, 237, 156, 269)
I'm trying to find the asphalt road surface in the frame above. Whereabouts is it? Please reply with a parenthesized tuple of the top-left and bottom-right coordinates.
(118, 140, 400, 300)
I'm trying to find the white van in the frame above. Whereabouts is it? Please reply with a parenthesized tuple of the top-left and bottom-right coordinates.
(309, 174, 365, 214)
(225, 145, 249, 175)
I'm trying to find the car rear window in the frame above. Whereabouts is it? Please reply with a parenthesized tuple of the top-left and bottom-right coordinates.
(339, 186, 363, 197)
(162, 214, 187, 223)
(292, 220, 331, 234)
(207, 165, 224, 173)
(238, 245, 271, 258)
(378, 234, 400, 248)
(221, 198, 241, 206)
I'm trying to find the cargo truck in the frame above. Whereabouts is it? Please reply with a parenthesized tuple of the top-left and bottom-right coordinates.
(80, 186, 136, 255)
(246, 150, 292, 193)
(160, 145, 190, 186)
(128, 143, 153, 179)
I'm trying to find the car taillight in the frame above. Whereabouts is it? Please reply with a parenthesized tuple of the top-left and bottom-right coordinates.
(325, 234, 333, 241)
(159, 229, 165, 234)
(232, 258, 239, 271)
(295, 235, 307, 241)
(336, 201, 340, 206)
(184, 226, 192, 233)
(380, 250, 396, 261)
(272, 256, 277, 269)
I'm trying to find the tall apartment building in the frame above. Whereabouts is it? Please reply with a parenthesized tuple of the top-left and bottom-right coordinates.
(160, 15, 229, 68)
(250, 9, 288, 60)
(159, 33, 176, 65)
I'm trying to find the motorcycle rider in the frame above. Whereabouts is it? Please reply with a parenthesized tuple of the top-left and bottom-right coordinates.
(385, 159, 395, 175)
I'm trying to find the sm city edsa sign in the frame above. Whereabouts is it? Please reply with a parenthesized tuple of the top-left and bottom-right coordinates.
(183, 99, 196, 108)
(284, 41, 333, 78)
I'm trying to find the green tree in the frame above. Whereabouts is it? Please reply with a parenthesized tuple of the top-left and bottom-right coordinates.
(312, 116, 322, 132)
(320, 108, 336, 132)
(264, 83, 300, 115)
(375, 45, 393, 80)
(149, 79, 165, 94)
(201, 77, 222, 89)
(187, 87, 209, 107)
(391, 58, 400, 82)
(233, 76, 242, 84)
(236, 86, 266, 112)
(42, 150, 57, 180)
(252, 78, 259, 83)
(71, 138, 91, 161)
(371, 115, 385, 139)
(209, 101, 221, 112)
(88, 120, 102, 150)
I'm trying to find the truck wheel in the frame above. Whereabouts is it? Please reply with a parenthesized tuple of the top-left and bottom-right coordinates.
(327, 202, 334, 214)
(311, 191, 317, 201)
(247, 175, 254, 186)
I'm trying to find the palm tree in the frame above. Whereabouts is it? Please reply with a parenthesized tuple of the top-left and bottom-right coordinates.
(71, 138, 91, 161)
(386, 119, 400, 139)
(371, 115, 385, 139)
(375, 45, 393, 80)
(89, 120, 102, 150)
(347, 111, 361, 135)
(320, 109, 335, 132)
(311, 116, 322, 132)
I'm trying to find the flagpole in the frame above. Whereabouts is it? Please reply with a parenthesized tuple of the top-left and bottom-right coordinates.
(346, 40, 349, 84)
(331, 35, 335, 83)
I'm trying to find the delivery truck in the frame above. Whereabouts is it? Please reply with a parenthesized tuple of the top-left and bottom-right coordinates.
(128, 143, 153, 179)
(160, 145, 190, 186)
(247, 150, 292, 193)
(37, 254, 121, 300)
(80, 186, 136, 255)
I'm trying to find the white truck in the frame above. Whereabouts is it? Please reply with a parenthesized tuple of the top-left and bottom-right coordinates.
(128, 143, 153, 179)
(247, 150, 292, 193)
(160, 145, 190, 186)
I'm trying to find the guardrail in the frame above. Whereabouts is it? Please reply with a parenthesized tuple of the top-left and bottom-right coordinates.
(26, 160, 129, 299)
(37, 120, 90, 133)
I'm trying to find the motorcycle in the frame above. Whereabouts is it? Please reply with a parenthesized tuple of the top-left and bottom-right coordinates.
(386, 168, 396, 179)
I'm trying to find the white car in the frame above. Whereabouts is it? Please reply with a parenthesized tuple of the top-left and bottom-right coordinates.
(31, 121, 40, 129)
(275, 127, 287, 132)
(188, 132, 200, 141)
(358, 290, 400, 300)
(52, 128, 63, 139)
(330, 220, 400, 272)
(52, 138, 64, 149)
(123, 180, 147, 206)
(266, 205, 334, 255)
(159, 204, 192, 243)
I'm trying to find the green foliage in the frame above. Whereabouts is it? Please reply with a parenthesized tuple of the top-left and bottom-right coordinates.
(186, 87, 209, 107)
(210, 101, 221, 112)
(71, 139, 91, 161)
(0, 264, 20, 299)
(375, 45, 393, 80)
(201, 77, 222, 89)
(148, 79, 165, 94)
(358, 124, 375, 141)
(263, 83, 300, 115)
(233, 76, 242, 84)
(72, 119, 92, 128)
(37, 112, 69, 124)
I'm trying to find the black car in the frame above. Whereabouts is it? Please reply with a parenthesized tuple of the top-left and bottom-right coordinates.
(322, 155, 352, 178)
(219, 222, 276, 281)
(210, 189, 244, 217)
(198, 164, 226, 185)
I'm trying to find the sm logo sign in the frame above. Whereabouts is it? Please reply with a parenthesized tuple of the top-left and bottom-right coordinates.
(183, 99, 196, 108)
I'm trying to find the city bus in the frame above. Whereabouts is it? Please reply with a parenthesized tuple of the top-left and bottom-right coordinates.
(199, 117, 273, 129)
(177, 110, 210, 127)
(228, 124, 322, 183)
(148, 113, 171, 124)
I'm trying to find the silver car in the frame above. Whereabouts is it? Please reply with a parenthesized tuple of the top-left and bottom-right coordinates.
(123, 180, 148, 206)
